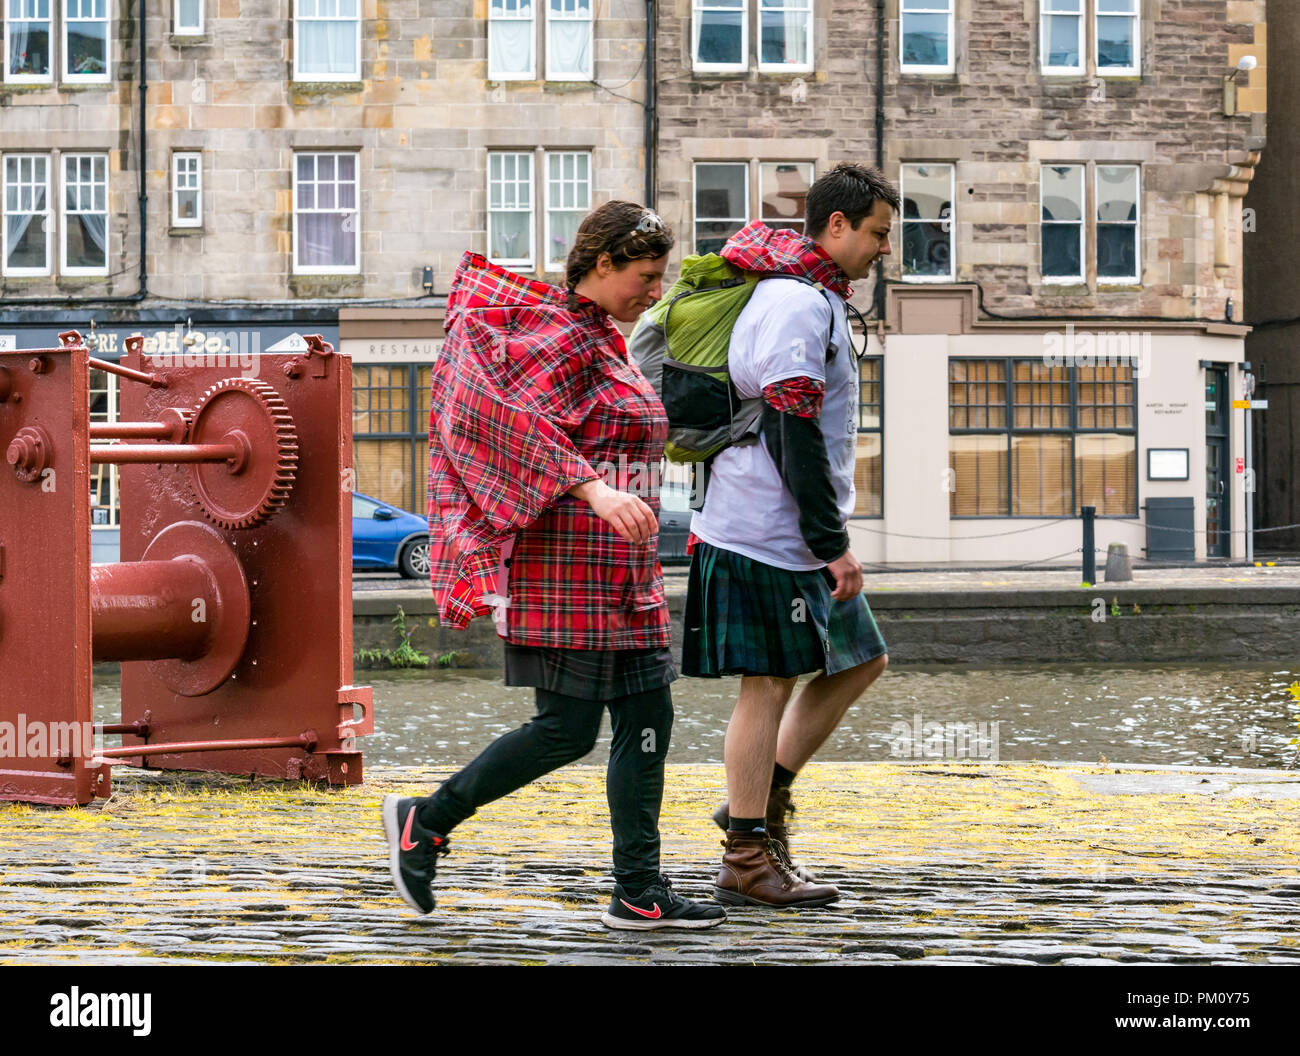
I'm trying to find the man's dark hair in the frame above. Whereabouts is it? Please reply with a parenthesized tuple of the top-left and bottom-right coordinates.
(805, 163, 900, 238)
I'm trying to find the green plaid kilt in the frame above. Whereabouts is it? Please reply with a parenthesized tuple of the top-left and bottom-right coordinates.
(681, 540, 887, 679)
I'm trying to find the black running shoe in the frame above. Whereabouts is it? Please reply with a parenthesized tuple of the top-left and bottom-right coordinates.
(602, 875, 727, 930)
(382, 794, 450, 914)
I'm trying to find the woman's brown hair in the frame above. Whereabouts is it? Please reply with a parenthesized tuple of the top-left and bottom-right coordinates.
(563, 200, 675, 293)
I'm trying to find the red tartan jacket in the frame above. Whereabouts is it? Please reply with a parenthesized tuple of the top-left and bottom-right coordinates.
(427, 252, 672, 650)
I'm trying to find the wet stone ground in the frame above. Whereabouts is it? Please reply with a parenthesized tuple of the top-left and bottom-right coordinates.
(2, 762, 1299, 965)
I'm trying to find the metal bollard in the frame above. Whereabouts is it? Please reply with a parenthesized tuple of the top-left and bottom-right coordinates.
(1081, 505, 1096, 584)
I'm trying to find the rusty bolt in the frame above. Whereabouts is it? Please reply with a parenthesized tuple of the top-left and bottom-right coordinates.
(28, 356, 47, 374)
(7, 425, 52, 483)
(283, 359, 303, 379)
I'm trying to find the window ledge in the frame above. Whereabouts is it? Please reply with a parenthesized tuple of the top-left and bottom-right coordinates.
(168, 226, 203, 237)
(1, 275, 55, 287)
(59, 80, 113, 91)
(1037, 283, 1093, 296)
(1097, 283, 1143, 292)
(291, 80, 364, 98)
(541, 79, 601, 93)
(55, 276, 111, 291)
(289, 273, 364, 297)
(0, 82, 56, 95)
(170, 33, 209, 47)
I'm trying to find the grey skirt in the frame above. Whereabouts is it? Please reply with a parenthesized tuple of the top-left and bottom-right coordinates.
(503, 643, 678, 702)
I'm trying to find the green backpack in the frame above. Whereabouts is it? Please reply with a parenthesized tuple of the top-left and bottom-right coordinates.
(629, 253, 836, 463)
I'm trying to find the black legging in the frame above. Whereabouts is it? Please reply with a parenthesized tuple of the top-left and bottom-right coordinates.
(417, 685, 674, 894)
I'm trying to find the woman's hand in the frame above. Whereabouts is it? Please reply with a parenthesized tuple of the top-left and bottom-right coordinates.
(569, 479, 658, 544)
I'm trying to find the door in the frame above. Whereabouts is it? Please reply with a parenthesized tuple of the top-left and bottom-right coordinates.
(1205, 367, 1230, 558)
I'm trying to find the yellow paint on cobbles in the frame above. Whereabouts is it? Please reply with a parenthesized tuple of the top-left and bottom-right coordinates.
(1, 762, 1298, 964)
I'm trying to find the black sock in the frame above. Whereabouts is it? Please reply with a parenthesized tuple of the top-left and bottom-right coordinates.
(772, 763, 797, 790)
(728, 816, 766, 833)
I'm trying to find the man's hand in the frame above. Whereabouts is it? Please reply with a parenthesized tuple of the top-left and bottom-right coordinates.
(569, 479, 658, 544)
(826, 548, 862, 601)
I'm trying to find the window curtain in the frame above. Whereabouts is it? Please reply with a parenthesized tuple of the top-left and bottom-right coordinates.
(300, 213, 354, 268)
(300, 21, 356, 75)
(6, 214, 35, 267)
(7, 20, 50, 76)
(80, 214, 107, 258)
(490, 20, 532, 75)
(548, 18, 590, 76)
(761, 2, 807, 64)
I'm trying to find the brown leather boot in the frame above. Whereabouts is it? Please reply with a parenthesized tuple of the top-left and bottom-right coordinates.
(713, 832, 840, 908)
(712, 787, 817, 882)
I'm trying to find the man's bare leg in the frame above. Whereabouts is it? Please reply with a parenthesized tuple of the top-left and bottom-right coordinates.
(775, 653, 888, 773)
(724, 674, 797, 818)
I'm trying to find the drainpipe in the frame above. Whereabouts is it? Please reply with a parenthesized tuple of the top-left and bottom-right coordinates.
(1, 0, 148, 307)
(644, 0, 658, 209)
(873, 0, 886, 324)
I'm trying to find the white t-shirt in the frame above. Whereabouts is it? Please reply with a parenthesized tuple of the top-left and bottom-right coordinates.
(690, 277, 858, 571)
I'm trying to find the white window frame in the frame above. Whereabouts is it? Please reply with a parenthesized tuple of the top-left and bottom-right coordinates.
(174, 0, 204, 36)
(1040, 0, 1083, 75)
(172, 151, 202, 228)
(899, 0, 954, 75)
(692, 161, 750, 255)
(1095, 0, 1139, 77)
(1095, 163, 1140, 285)
(4, 0, 54, 84)
(291, 151, 361, 275)
(2, 153, 53, 276)
(900, 162, 955, 283)
(542, 150, 591, 273)
(1039, 164, 1085, 284)
(292, 0, 361, 84)
(487, 151, 535, 268)
(692, 0, 749, 74)
(488, 0, 536, 81)
(757, 0, 813, 73)
(60, 152, 109, 277)
(63, 0, 111, 83)
(89, 367, 120, 529)
(545, 0, 592, 81)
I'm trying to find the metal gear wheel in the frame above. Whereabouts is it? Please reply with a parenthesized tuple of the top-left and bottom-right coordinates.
(186, 377, 299, 530)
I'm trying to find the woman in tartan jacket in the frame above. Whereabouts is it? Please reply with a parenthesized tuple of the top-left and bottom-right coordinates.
(383, 201, 725, 930)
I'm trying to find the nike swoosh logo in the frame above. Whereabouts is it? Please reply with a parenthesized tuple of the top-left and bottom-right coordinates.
(400, 808, 419, 852)
(620, 899, 662, 919)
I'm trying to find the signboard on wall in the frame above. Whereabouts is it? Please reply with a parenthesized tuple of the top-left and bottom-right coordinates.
(341, 339, 442, 364)
(4, 324, 339, 362)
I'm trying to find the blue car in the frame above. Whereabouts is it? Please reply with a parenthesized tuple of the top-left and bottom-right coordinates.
(352, 492, 430, 579)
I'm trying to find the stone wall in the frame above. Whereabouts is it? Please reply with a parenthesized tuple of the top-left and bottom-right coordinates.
(653, 0, 1268, 319)
(0, 0, 648, 303)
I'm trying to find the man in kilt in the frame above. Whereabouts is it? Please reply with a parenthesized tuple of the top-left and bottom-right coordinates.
(682, 164, 899, 907)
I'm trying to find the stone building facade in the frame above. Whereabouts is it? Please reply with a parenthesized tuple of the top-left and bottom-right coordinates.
(0, 0, 1274, 567)
(1, 0, 652, 550)
(653, 0, 1269, 563)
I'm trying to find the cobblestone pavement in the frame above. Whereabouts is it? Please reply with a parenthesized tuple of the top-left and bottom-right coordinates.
(2, 762, 1298, 965)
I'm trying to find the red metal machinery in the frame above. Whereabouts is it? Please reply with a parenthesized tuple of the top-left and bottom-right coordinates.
(0, 331, 372, 805)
